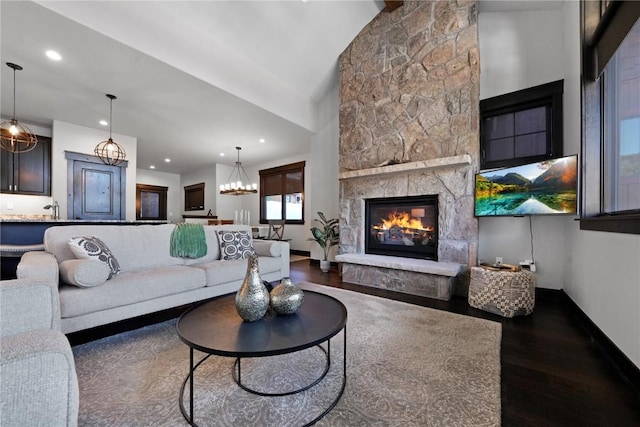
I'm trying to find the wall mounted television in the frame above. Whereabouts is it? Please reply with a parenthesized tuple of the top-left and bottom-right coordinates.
(475, 154, 578, 217)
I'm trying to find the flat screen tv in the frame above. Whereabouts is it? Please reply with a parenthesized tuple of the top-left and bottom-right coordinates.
(475, 154, 578, 217)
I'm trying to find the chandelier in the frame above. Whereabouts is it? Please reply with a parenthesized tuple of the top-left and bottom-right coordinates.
(94, 94, 126, 166)
(219, 146, 258, 195)
(0, 63, 38, 153)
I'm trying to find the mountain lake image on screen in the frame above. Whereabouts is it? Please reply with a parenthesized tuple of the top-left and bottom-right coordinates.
(474, 155, 578, 217)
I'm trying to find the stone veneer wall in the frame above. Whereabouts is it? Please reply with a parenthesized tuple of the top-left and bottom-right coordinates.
(338, 0, 480, 288)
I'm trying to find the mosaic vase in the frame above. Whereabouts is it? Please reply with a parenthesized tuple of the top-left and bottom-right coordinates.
(269, 277, 304, 315)
(235, 253, 269, 322)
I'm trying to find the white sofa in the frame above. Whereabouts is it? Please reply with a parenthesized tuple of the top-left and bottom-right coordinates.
(17, 224, 289, 334)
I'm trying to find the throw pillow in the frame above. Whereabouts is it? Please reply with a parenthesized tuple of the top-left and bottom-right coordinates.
(68, 236, 121, 279)
(253, 240, 282, 257)
(59, 259, 111, 287)
(216, 230, 255, 260)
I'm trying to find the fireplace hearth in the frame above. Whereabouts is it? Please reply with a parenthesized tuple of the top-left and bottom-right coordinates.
(365, 195, 438, 261)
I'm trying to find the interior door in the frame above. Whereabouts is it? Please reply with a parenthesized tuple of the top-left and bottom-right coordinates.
(136, 184, 168, 220)
(67, 151, 127, 220)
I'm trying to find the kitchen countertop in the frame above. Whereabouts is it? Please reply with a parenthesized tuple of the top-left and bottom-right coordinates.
(0, 215, 168, 224)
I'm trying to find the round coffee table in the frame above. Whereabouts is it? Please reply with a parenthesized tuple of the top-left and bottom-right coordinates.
(177, 290, 347, 427)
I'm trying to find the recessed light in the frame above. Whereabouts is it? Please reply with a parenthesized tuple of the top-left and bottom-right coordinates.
(150, 165, 156, 169)
(46, 50, 62, 61)
(259, 138, 266, 143)
(219, 153, 225, 156)
(164, 158, 171, 163)
(99, 120, 108, 126)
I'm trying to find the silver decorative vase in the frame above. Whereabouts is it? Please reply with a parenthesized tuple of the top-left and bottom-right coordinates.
(235, 253, 269, 322)
(269, 277, 304, 315)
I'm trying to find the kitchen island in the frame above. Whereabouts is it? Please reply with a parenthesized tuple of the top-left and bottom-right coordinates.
(0, 216, 168, 279)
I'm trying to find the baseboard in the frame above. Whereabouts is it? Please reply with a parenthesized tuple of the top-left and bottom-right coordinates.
(290, 249, 310, 257)
(558, 289, 640, 399)
(309, 259, 339, 268)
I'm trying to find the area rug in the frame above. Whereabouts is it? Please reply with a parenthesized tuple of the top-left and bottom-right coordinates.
(72, 282, 501, 426)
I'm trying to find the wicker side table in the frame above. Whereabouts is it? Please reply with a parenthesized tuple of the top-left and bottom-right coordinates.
(468, 266, 536, 317)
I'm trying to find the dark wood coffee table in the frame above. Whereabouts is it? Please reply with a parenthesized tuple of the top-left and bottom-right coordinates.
(177, 290, 347, 427)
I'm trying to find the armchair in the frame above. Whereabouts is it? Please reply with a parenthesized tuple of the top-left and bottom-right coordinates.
(1, 277, 79, 427)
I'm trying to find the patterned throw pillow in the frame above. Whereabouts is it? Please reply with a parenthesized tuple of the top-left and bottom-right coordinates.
(216, 230, 255, 260)
(68, 236, 121, 279)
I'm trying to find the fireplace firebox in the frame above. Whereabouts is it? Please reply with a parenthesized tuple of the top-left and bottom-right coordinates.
(365, 195, 438, 260)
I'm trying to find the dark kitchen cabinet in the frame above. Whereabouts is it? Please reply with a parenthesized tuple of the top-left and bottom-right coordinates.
(1, 136, 51, 195)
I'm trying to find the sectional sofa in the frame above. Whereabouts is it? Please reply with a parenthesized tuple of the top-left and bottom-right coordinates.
(16, 223, 290, 334)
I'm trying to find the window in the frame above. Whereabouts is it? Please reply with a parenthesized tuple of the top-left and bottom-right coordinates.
(259, 161, 305, 224)
(603, 20, 640, 213)
(480, 80, 563, 170)
(580, 1, 640, 234)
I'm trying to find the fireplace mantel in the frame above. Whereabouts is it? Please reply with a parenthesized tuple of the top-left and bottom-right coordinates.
(338, 154, 472, 181)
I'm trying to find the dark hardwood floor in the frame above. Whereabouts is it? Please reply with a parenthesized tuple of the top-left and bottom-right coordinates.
(290, 260, 640, 427)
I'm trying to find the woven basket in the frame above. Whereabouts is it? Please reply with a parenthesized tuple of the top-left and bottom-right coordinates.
(468, 266, 536, 317)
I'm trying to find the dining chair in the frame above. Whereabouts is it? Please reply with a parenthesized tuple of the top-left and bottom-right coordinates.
(267, 220, 286, 240)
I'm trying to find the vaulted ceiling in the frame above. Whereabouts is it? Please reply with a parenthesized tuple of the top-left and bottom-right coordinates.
(1, 1, 387, 173)
(0, 1, 562, 174)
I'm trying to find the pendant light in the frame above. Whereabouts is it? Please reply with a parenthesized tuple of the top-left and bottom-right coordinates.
(94, 94, 126, 166)
(219, 147, 258, 195)
(0, 63, 38, 153)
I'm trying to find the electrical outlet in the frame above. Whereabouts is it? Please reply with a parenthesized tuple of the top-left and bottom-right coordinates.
(495, 257, 503, 265)
(530, 262, 537, 272)
(7, 203, 14, 210)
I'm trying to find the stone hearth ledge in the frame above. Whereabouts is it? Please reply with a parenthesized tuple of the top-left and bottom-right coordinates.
(335, 253, 463, 276)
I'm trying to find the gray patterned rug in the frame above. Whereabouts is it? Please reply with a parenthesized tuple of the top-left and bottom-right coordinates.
(73, 282, 501, 426)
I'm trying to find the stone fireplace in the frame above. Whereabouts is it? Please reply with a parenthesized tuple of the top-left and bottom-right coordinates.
(336, 1, 479, 300)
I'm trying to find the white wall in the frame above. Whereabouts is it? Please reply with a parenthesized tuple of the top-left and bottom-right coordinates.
(480, 2, 640, 369)
(136, 169, 182, 223)
(308, 84, 340, 260)
(565, 226, 640, 368)
(478, 8, 572, 289)
(180, 164, 219, 219)
(479, 9, 564, 99)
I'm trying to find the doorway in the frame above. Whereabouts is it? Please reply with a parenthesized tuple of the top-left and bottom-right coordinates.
(66, 151, 127, 220)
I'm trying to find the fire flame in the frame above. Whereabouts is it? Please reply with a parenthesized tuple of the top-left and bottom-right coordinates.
(373, 211, 433, 231)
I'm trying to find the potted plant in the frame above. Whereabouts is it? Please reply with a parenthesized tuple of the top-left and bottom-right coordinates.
(308, 212, 340, 272)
